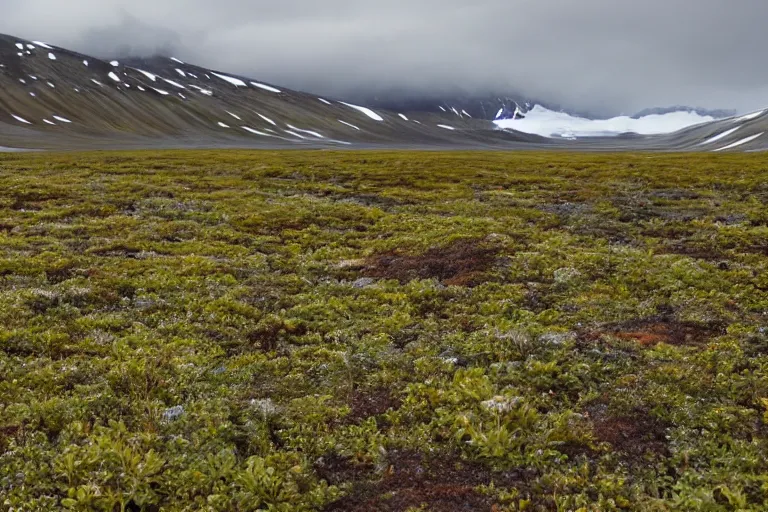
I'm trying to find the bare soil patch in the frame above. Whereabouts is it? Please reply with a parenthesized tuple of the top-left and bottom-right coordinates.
(321, 450, 527, 512)
(363, 238, 499, 287)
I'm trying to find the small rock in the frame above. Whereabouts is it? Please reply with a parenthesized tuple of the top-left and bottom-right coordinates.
(337, 259, 366, 269)
(352, 278, 375, 289)
(162, 405, 184, 421)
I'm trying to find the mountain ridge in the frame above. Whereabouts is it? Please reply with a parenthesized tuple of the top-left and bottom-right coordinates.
(0, 33, 766, 152)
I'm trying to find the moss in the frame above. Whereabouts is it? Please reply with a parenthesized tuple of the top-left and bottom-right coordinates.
(1, 150, 768, 511)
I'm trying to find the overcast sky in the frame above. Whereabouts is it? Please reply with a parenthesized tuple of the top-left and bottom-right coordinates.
(3, 0, 768, 115)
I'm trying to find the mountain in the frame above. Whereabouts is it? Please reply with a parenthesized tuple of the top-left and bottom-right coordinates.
(0, 33, 766, 152)
(345, 90, 590, 121)
(631, 106, 736, 120)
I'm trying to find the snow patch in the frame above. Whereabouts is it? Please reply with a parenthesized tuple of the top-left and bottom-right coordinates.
(162, 78, 185, 89)
(284, 130, 306, 139)
(137, 86, 146, 92)
(286, 125, 324, 138)
(713, 132, 764, 152)
(211, 72, 247, 87)
(110, 60, 119, 67)
(151, 88, 169, 96)
(438, 106, 446, 112)
(43, 119, 55, 125)
(242, 126, 272, 136)
(170, 57, 184, 64)
(698, 126, 741, 146)
(26, 44, 35, 50)
(340, 102, 384, 121)
(437, 124, 456, 130)
(189, 84, 213, 96)
(32, 41, 54, 49)
(338, 120, 360, 130)
(733, 110, 765, 122)
(257, 113, 277, 126)
(318, 98, 332, 105)
(47, 82, 55, 88)
(494, 105, 714, 138)
(136, 69, 157, 82)
(250, 81, 281, 93)
(91, 79, 104, 86)
(53, 115, 72, 123)
(398, 113, 409, 121)
(11, 114, 32, 124)
(217, 122, 230, 128)
(83, 60, 88, 67)
(175, 68, 187, 78)
(15, 43, 23, 50)
(226, 111, 242, 120)
(47, 53, 56, 60)
(108, 72, 121, 82)
(462, 110, 472, 118)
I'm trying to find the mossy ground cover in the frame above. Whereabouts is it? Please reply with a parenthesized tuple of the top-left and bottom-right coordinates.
(1, 150, 767, 511)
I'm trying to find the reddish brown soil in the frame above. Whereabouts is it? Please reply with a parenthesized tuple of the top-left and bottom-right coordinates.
(346, 387, 402, 426)
(585, 318, 724, 347)
(591, 410, 670, 460)
(320, 450, 529, 512)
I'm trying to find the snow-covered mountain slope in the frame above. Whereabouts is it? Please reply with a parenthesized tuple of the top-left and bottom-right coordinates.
(494, 105, 716, 139)
(0, 33, 766, 152)
(0, 34, 532, 150)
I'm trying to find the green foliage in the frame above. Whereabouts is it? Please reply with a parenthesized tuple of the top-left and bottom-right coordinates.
(1, 150, 767, 510)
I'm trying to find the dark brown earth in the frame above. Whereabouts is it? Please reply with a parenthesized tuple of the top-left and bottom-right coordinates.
(320, 450, 529, 512)
(363, 238, 499, 286)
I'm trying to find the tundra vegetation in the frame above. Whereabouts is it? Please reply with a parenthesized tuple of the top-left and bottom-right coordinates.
(1, 150, 767, 511)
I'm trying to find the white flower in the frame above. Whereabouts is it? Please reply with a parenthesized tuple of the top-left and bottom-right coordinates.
(250, 398, 278, 418)
(481, 396, 521, 413)
(553, 267, 581, 284)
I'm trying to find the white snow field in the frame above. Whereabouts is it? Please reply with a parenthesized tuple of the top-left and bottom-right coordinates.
(494, 105, 715, 138)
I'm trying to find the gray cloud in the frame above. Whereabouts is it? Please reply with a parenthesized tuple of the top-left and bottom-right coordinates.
(3, 0, 768, 115)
